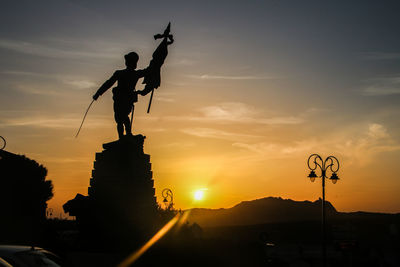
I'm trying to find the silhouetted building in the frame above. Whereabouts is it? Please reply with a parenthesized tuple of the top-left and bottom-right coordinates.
(0, 149, 53, 243)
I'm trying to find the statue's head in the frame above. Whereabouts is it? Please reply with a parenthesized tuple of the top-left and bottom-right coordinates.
(124, 52, 139, 69)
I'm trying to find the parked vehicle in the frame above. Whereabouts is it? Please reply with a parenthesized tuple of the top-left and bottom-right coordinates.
(0, 257, 12, 267)
(0, 246, 62, 267)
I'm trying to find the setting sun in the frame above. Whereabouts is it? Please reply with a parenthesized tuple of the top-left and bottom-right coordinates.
(194, 189, 206, 201)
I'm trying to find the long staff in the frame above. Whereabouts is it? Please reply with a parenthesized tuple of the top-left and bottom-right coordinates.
(146, 90, 154, 113)
(130, 102, 135, 128)
(75, 99, 95, 138)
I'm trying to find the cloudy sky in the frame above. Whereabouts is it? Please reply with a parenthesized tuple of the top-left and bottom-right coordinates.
(1, 0, 400, 214)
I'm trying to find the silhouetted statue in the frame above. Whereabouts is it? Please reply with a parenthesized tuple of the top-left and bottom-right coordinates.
(92, 51, 147, 139)
(92, 23, 174, 139)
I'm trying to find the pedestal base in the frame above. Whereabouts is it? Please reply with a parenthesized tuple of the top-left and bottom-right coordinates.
(64, 135, 158, 247)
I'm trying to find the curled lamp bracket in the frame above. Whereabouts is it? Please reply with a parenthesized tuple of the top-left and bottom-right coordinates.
(0, 136, 6, 150)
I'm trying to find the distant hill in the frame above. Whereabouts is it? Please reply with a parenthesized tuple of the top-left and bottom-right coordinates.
(187, 197, 398, 227)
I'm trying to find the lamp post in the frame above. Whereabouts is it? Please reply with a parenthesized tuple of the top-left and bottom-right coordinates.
(307, 154, 340, 267)
(162, 188, 173, 210)
(0, 136, 5, 161)
(0, 136, 5, 150)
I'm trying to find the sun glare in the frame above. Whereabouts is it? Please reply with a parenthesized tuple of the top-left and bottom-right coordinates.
(194, 189, 206, 201)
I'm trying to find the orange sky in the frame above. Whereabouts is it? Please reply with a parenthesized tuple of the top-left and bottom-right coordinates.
(4, 96, 400, 215)
(1, 1, 400, 215)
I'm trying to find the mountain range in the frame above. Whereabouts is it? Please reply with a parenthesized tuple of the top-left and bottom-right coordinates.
(187, 197, 399, 228)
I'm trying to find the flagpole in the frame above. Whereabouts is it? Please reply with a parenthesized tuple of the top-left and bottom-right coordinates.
(146, 89, 154, 113)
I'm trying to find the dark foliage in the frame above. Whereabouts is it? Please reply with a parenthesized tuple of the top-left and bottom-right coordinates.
(0, 149, 54, 243)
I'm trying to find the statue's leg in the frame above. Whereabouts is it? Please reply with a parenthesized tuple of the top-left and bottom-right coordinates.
(114, 100, 124, 139)
(123, 116, 132, 136)
(122, 102, 133, 136)
(117, 123, 124, 139)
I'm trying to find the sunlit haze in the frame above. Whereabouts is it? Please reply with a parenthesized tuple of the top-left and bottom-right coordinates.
(1, 1, 400, 215)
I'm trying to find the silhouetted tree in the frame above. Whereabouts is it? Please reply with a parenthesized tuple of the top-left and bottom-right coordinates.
(0, 150, 54, 243)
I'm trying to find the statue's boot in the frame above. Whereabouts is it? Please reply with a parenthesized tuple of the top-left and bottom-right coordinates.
(124, 118, 132, 136)
(117, 123, 124, 139)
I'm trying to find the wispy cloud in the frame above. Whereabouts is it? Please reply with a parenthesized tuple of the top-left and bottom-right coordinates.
(1, 70, 49, 77)
(367, 123, 388, 138)
(63, 80, 97, 89)
(0, 38, 119, 60)
(360, 52, 400, 60)
(14, 84, 64, 96)
(151, 92, 176, 103)
(167, 58, 197, 66)
(143, 128, 167, 133)
(182, 127, 260, 141)
(0, 115, 110, 129)
(177, 102, 304, 125)
(362, 86, 400, 96)
(361, 76, 400, 96)
(2, 70, 97, 91)
(337, 123, 400, 165)
(186, 74, 275, 80)
(154, 97, 175, 103)
(149, 102, 303, 126)
(172, 103, 305, 142)
(232, 140, 317, 160)
(233, 123, 400, 165)
(161, 141, 196, 149)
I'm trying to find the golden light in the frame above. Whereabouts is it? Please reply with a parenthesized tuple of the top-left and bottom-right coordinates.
(194, 189, 206, 201)
(118, 211, 189, 267)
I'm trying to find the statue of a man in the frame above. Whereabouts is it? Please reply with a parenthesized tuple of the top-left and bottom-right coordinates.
(92, 52, 149, 139)
(91, 23, 173, 139)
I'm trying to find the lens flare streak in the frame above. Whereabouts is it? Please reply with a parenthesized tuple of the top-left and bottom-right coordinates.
(118, 212, 185, 267)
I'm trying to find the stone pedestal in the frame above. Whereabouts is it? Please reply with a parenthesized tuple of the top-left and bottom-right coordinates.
(64, 134, 158, 246)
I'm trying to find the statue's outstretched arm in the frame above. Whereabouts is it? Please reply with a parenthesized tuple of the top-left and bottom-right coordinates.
(93, 71, 118, 100)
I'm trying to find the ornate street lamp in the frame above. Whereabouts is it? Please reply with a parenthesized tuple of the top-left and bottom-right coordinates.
(161, 188, 173, 210)
(307, 154, 340, 267)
